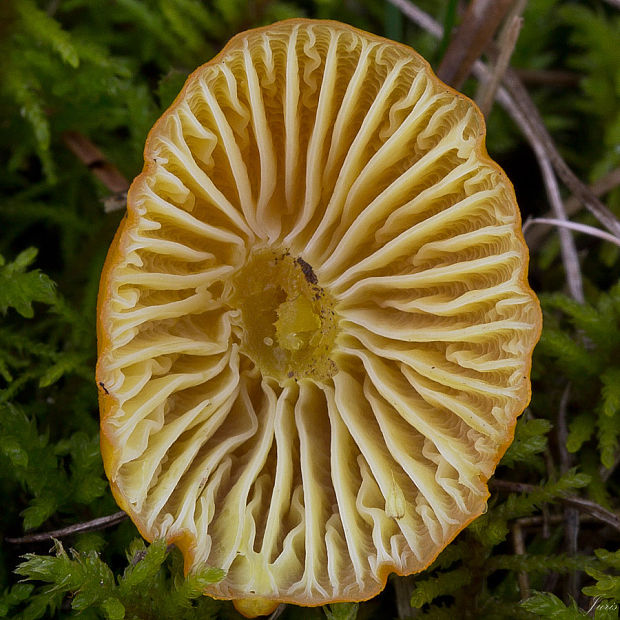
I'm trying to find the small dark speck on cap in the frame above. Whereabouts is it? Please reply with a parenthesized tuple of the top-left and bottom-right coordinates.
(295, 257, 318, 285)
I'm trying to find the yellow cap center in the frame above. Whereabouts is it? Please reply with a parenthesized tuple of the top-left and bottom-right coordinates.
(228, 248, 338, 384)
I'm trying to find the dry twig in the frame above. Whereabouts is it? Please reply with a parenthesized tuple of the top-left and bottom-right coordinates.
(512, 522, 530, 599)
(557, 384, 580, 602)
(385, 0, 443, 38)
(5, 511, 128, 544)
(62, 131, 130, 194)
(515, 513, 605, 528)
(524, 218, 620, 249)
(394, 575, 417, 618)
(499, 69, 620, 239)
(526, 167, 620, 248)
(268, 605, 287, 620)
(437, 0, 514, 89)
(385, 0, 620, 241)
(535, 144, 585, 302)
(514, 68, 580, 87)
(476, 15, 523, 117)
(490, 479, 620, 533)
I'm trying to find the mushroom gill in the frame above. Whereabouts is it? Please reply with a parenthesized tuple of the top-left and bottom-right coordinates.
(96, 18, 542, 614)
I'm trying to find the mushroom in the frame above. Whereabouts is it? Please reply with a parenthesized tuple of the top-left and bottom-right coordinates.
(96, 19, 542, 616)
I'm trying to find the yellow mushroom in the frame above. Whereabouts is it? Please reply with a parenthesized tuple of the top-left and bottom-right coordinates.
(96, 19, 542, 616)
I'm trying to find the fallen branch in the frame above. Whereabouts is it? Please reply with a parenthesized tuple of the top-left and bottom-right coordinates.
(385, 0, 442, 38)
(394, 575, 417, 618)
(557, 384, 580, 601)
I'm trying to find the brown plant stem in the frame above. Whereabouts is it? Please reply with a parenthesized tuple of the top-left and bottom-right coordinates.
(437, 0, 513, 89)
(514, 68, 580, 87)
(499, 68, 620, 239)
(524, 218, 620, 248)
(62, 131, 130, 194)
(384, 0, 443, 38)
(526, 167, 620, 249)
(476, 15, 523, 117)
(489, 480, 620, 533)
(385, 0, 620, 240)
(535, 146, 585, 301)
(394, 575, 418, 618)
(557, 384, 580, 602)
(512, 522, 530, 599)
(5, 511, 128, 544)
(515, 513, 603, 528)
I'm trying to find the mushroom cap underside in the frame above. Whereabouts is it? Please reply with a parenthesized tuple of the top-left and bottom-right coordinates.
(96, 18, 542, 612)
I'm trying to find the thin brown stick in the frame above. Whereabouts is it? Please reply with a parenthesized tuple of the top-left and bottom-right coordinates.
(5, 511, 128, 544)
(62, 131, 130, 194)
(500, 0, 528, 35)
(512, 523, 530, 599)
(557, 384, 580, 602)
(437, 0, 514, 89)
(601, 452, 620, 482)
(564, 167, 620, 218)
(385, 0, 443, 38)
(516, 513, 604, 528)
(386, 0, 620, 239)
(499, 69, 620, 239)
(490, 480, 620, 533)
(491, 80, 584, 301)
(556, 386, 572, 475)
(476, 0, 527, 114)
(563, 507, 580, 602)
(542, 504, 551, 539)
(394, 575, 417, 618)
(524, 218, 620, 248)
(514, 68, 580, 87)
(268, 604, 287, 620)
(526, 167, 620, 248)
(476, 15, 523, 117)
(533, 129, 584, 301)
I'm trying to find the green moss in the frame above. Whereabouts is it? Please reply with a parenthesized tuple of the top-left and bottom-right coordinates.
(2, 0, 620, 618)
